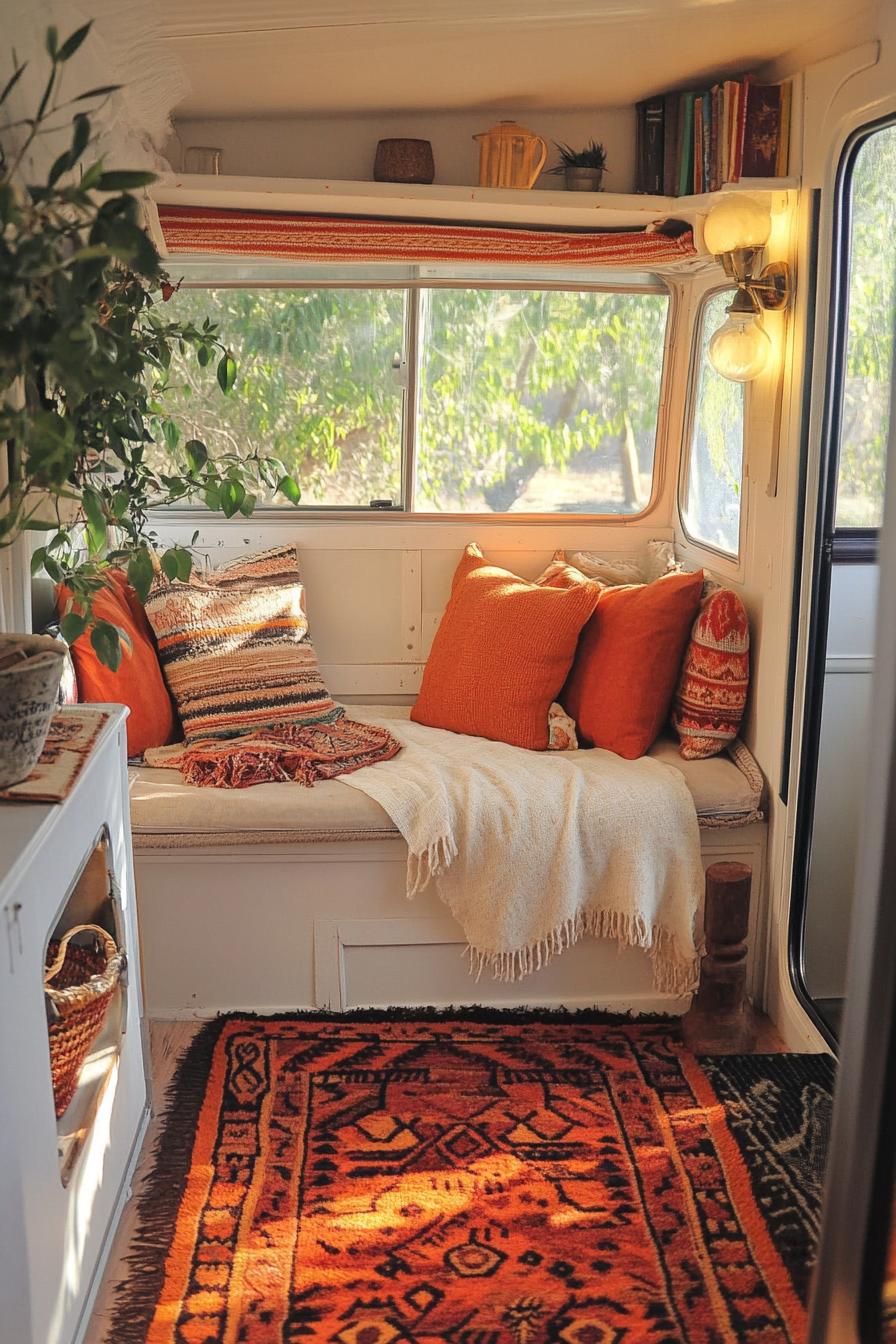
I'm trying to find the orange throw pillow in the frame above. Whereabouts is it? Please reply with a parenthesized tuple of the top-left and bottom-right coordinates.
(563, 569, 704, 759)
(411, 544, 602, 750)
(57, 571, 177, 757)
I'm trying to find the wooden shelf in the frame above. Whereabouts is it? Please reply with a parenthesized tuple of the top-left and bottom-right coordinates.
(150, 171, 799, 255)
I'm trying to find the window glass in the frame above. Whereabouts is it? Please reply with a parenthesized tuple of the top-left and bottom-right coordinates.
(682, 289, 745, 555)
(157, 288, 406, 507)
(835, 124, 896, 529)
(154, 282, 669, 515)
(415, 288, 668, 513)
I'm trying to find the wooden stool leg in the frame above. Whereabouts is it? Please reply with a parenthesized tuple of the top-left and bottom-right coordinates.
(681, 861, 757, 1054)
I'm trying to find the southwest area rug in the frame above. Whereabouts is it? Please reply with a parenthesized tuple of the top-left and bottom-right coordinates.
(114, 1013, 835, 1344)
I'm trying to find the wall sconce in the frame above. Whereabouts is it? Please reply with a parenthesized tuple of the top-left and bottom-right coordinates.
(703, 195, 791, 383)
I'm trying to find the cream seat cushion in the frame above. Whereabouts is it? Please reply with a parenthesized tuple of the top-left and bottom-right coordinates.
(129, 707, 763, 845)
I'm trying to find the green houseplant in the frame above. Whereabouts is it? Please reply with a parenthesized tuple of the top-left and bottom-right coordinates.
(547, 139, 607, 192)
(0, 23, 301, 675)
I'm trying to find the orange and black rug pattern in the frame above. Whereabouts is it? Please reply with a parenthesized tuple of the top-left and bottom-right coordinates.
(114, 1012, 835, 1344)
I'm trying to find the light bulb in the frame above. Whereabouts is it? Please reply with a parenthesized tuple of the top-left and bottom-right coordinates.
(708, 311, 772, 382)
(703, 195, 772, 256)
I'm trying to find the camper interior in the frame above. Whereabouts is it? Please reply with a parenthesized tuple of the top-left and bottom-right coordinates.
(2, 2, 896, 1342)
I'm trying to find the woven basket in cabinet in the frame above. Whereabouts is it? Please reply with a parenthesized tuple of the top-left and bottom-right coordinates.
(44, 924, 125, 1119)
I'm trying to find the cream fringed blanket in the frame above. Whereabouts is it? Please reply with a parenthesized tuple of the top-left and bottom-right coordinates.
(341, 716, 704, 996)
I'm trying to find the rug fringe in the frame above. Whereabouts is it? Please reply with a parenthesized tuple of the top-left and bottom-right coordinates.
(106, 1019, 228, 1344)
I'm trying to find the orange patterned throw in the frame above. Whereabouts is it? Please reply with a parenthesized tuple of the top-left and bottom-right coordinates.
(115, 1014, 830, 1344)
(672, 588, 751, 760)
(156, 205, 698, 269)
(142, 546, 399, 787)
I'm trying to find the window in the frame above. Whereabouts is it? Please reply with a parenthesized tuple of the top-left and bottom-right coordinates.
(155, 275, 670, 515)
(681, 288, 745, 556)
(834, 122, 896, 530)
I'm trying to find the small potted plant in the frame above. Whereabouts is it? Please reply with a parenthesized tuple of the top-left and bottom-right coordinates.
(547, 140, 607, 192)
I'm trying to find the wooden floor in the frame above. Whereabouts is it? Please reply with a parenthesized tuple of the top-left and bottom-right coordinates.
(82, 1010, 790, 1344)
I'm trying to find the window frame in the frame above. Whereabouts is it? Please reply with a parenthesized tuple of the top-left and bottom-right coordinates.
(158, 269, 677, 524)
(677, 281, 745, 562)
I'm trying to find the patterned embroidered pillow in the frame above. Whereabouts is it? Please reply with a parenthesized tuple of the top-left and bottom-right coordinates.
(143, 545, 342, 744)
(671, 588, 750, 760)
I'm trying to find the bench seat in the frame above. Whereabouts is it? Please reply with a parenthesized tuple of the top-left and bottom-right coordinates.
(128, 712, 764, 849)
(129, 711, 768, 1019)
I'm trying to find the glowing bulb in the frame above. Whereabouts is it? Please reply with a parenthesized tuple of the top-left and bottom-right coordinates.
(703, 195, 772, 255)
(708, 311, 772, 382)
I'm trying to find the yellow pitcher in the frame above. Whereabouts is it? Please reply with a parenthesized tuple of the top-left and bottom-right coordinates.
(473, 121, 548, 189)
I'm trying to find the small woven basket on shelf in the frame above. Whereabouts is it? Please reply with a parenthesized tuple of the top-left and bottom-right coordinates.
(44, 924, 125, 1118)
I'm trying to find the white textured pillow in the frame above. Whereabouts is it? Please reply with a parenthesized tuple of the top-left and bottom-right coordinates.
(570, 539, 682, 587)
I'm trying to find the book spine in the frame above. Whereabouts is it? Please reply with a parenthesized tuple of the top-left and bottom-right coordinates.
(693, 96, 703, 195)
(637, 96, 665, 194)
(776, 79, 792, 176)
(701, 91, 711, 192)
(663, 92, 680, 196)
(679, 93, 695, 197)
(741, 78, 781, 177)
(724, 80, 740, 184)
(710, 84, 722, 193)
(732, 73, 753, 182)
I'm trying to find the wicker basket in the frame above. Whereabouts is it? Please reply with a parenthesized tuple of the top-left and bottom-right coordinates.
(44, 924, 125, 1118)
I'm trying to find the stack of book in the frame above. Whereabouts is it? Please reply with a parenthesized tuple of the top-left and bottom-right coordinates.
(635, 76, 792, 197)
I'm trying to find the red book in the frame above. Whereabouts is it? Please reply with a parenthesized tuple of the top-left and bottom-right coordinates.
(741, 80, 784, 177)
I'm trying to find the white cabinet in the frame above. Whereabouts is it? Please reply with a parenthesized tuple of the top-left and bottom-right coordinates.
(0, 707, 148, 1344)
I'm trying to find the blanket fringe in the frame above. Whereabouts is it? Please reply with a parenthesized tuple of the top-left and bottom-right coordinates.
(466, 908, 699, 998)
(407, 833, 459, 895)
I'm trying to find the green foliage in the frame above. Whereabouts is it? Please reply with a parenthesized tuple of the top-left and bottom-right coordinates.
(156, 285, 667, 513)
(0, 24, 302, 665)
(836, 125, 896, 527)
(546, 140, 607, 173)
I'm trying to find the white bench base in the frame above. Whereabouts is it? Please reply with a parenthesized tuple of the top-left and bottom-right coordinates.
(134, 824, 767, 1019)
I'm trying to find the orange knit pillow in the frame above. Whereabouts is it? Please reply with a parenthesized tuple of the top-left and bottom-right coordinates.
(411, 544, 602, 750)
(57, 571, 177, 757)
(563, 569, 704, 759)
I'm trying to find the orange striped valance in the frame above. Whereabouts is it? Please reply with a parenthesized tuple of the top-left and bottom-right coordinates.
(157, 205, 696, 268)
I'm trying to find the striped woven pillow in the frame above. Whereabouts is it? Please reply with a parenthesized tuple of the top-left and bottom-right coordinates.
(143, 546, 341, 744)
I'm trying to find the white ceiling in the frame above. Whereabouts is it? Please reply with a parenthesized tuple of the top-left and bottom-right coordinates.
(154, 0, 873, 118)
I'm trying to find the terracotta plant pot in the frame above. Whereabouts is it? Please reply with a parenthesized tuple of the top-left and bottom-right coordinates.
(373, 139, 435, 184)
(0, 634, 66, 789)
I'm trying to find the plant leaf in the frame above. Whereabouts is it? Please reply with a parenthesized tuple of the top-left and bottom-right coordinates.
(184, 439, 208, 473)
(175, 549, 192, 582)
(127, 548, 155, 604)
(61, 612, 88, 645)
(70, 111, 91, 161)
(0, 62, 26, 109)
(81, 487, 106, 538)
(90, 620, 123, 672)
(217, 352, 237, 395)
(45, 26, 58, 60)
(95, 170, 156, 191)
(58, 22, 93, 62)
(74, 84, 123, 101)
(160, 549, 180, 581)
(278, 476, 301, 505)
